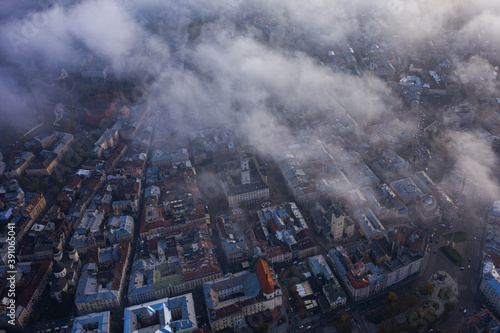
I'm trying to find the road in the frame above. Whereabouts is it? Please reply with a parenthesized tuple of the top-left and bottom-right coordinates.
(412, 208, 488, 331)
(434, 209, 488, 330)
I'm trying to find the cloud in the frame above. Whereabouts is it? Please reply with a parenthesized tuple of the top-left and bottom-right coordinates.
(444, 130, 500, 203)
(0, 0, 498, 144)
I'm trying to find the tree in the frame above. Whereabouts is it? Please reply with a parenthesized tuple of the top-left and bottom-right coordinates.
(390, 301, 399, 314)
(339, 310, 349, 321)
(295, 299, 305, 310)
(112, 191, 125, 201)
(60, 202, 69, 214)
(32, 177, 40, 191)
(409, 293, 421, 307)
(363, 253, 372, 263)
(419, 282, 434, 295)
(388, 291, 398, 302)
(110, 321, 121, 333)
(378, 320, 389, 333)
(381, 306, 392, 319)
(253, 322, 269, 333)
(444, 302, 455, 315)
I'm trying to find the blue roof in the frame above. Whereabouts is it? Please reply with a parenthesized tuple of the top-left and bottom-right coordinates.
(482, 261, 500, 296)
(72, 311, 110, 333)
(124, 294, 196, 333)
(491, 201, 500, 218)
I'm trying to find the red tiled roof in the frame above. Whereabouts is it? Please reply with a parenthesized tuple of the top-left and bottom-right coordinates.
(266, 246, 283, 258)
(85, 178, 100, 191)
(210, 302, 242, 321)
(147, 238, 159, 254)
(268, 220, 279, 233)
(85, 102, 117, 122)
(255, 258, 274, 294)
(182, 261, 221, 281)
(14, 261, 52, 307)
(346, 271, 370, 289)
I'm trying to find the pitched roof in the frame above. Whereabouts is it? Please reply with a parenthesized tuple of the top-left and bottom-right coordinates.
(254, 258, 274, 294)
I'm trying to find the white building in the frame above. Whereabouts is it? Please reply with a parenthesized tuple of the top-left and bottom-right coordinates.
(203, 258, 282, 332)
(480, 260, 500, 313)
(124, 294, 198, 333)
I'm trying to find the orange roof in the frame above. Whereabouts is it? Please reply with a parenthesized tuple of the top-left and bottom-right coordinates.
(255, 257, 274, 294)
(268, 220, 279, 233)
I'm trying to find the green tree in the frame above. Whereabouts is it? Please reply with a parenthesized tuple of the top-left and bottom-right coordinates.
(419, 282, 434, 295)
(363, 253, 372, 263)
(388, 291, 398, 302)
(339, 310, 349, 321)
(112, 191, 125, 201)
(110, 321, 121, 333)
(378, 320, 389, 333)
(253, 322, 269, 333)
(32, 177, 40, 191)
(410, 293, 421, 307)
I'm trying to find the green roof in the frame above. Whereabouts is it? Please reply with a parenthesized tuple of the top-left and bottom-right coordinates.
(153, 265, 184, 290)
(318, 294, 331, 310)
(323, 283, 347, 303)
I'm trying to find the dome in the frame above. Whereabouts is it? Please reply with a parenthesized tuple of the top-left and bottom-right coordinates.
(66, 244, 76, 253)
(425, 197, 433, 205)
(53, 261, 65, 274)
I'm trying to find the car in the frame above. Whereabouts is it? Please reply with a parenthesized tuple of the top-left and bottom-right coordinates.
(474, 237, 477, 240)
(468, 265, 471, 269)
(460, 267, 465, 270)
(434, 250, 436, 254)
(299, 325, 304, 329)
(463, 309, 467, 314)
(306, 325, 311, 329)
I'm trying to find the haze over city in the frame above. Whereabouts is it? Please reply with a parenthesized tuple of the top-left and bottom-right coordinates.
(0, 1, 500, 333)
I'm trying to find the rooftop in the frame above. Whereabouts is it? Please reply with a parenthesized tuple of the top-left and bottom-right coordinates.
(124, 294, 197, 333)
(72, 311, 110, 333)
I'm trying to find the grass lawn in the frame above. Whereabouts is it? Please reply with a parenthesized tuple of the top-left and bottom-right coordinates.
(439, 246, 462, 266)
(444, 231, 466, 242)
(438, 288, 447, 300)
